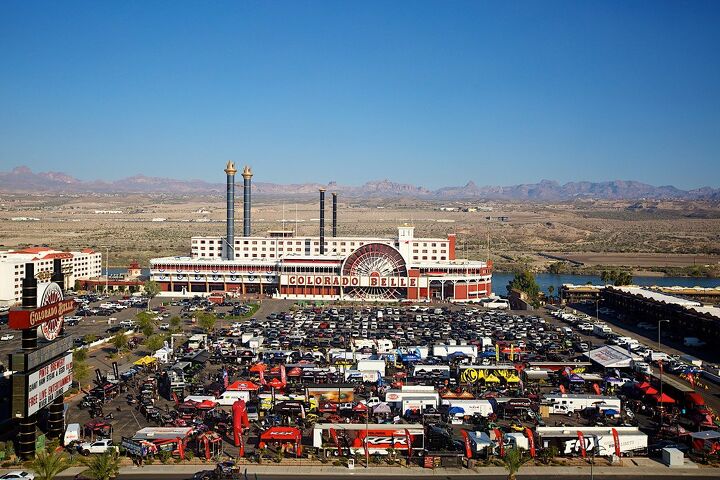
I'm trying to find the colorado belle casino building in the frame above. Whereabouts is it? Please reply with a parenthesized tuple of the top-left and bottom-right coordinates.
(149, 163, 492, 302)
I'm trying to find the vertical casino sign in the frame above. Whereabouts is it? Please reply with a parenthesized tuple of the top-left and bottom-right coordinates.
(37, 283, 65, 341)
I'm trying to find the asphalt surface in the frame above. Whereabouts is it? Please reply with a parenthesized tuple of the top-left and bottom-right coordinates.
(104, 474, 714, 480)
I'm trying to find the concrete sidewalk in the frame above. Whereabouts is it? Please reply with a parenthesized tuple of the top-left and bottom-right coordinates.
(48, 459, 717, 478)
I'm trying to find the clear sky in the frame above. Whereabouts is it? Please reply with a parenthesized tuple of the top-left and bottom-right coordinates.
(1, 1, 719, 189)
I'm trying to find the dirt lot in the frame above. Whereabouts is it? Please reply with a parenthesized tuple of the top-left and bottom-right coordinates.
(1, 193, 719, 272)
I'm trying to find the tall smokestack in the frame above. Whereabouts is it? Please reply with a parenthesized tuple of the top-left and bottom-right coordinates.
(224, 161, 237, 260)
(332, 192, 337, 237)
(242, 166, 253, 237)
(319, 189, 326, 254)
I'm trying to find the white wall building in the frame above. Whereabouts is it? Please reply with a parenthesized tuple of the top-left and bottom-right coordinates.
(0, 247, 103, 306)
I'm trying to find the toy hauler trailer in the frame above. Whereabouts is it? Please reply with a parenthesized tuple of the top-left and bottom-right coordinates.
(544, 394, 621, 415)
(312, 423, 425, 456)
(536, 427, 647, 457)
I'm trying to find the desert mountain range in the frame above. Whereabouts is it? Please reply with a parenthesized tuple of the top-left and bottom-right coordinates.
(1, 166, 718, 201)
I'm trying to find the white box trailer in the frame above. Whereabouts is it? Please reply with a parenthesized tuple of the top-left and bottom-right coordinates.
(537, 426, 647, 457)
(402, 396, 438, 413)
(385, 387, 439, 409)
(442, 399, 494, 417)
(544, 394, 621, 415)
(411, 364, 451, 377)
(312, 423, 425, 456)
(356, 359, 387, 377)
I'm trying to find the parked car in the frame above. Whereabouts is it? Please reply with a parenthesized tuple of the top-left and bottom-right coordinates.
(0, 472, 35, 480)
(1, 333, 15, 341)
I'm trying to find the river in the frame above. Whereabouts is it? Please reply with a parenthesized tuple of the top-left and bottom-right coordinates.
(492, 272, 720, 295)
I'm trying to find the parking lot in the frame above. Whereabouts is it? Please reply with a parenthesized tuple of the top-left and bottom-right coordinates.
(3, 294, 720, 473)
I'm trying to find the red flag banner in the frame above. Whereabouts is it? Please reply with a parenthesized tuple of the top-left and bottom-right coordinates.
(525, 427, 536, 458)
(577, 431, 587, 458)
(461, 430, 473, 459)
(611, 428, 621, 457)
(494, 428, 505, 457)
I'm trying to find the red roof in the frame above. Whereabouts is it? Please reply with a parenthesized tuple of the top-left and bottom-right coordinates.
(82, 248, 95, 254)
(15, 247, 53, 254)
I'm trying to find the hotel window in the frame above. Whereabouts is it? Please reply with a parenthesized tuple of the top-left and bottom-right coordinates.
(413, 256, 419, 260)
(422, 256, 427, 260)
(431, 256, 437, 260)
(440, 256, 446, 260)
(432, 243, 436, 247)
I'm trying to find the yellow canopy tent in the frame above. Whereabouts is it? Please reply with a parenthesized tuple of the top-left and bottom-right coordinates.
(134, 356, 157, 366)
(484, 373, 501, 383)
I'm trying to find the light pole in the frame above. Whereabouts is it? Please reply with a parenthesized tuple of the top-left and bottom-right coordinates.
(104, 246, 110, 295)
(657, 319, 670, 430)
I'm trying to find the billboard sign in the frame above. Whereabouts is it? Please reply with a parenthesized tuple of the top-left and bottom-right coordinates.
(12, 352, 73, 417)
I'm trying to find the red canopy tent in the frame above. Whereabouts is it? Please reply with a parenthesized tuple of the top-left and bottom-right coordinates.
(249, 363, 268, 372)
(266, 377, 285, 390)
(287, 367, 302, 377)
(258, 427, 303, 457)
(643, 386, 659, 396)
(635, 382, 652, 390)
(652, 393, 676, 404)
(353, 403, 368, 412)
(196, 399, 218, 410)
(227, 380, 260, 391)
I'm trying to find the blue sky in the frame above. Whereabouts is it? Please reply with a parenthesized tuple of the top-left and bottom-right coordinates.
(1, 1, 719, 189)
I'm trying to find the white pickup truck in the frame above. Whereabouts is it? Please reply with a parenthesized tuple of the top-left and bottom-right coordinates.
(78, 439, 118, 455)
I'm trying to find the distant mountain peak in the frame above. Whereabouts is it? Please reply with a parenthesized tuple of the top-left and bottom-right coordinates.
(0, 166, 717, 201)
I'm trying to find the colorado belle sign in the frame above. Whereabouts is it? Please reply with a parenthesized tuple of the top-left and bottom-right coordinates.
(281, 275, 427, 288)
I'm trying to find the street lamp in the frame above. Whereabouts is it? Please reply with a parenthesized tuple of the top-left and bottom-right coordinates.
(657, 319, 670, 430)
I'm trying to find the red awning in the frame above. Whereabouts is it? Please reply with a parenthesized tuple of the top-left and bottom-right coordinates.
(643, 386, 659, 395)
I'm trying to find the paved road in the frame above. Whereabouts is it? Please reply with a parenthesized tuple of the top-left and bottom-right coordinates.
(103, 473, 716, 480)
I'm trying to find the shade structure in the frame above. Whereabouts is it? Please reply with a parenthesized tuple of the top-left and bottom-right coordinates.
(353, 403, 368, 412)
(635, 381, 651, 390)
(484, 374, 501, 383)
(373, 402, 391, 414)
(643, 386, 659, 396)
(287, 367, 302, 377)
(459, 391, 475, 399)
(506, 375, 521, 383)
(441, 391, 459, 399)
(652, 393, 676, 403)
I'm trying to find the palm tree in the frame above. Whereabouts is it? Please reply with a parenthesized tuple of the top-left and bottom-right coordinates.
(83, 450, 121, 480)
(502, 447, 528, 480)
(30, 449, 72, 480)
